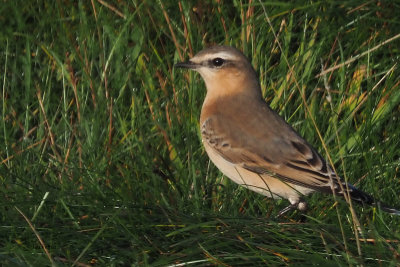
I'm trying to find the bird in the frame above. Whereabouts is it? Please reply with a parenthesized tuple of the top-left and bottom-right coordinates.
(174, 45, 399, 216)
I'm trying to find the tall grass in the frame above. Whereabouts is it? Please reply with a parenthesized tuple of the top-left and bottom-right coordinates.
(1, 0, 400, 265)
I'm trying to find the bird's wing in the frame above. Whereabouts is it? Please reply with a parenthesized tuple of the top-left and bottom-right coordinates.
(201, 105, 345, 195)
(202, 110, 399, 213)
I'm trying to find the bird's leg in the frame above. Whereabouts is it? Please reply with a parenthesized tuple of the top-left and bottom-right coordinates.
(275, 199, 307, 218)
(276, 204, 296, 218)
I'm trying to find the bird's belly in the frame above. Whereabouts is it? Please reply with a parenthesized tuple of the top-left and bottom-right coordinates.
(202, 141, 314, 203)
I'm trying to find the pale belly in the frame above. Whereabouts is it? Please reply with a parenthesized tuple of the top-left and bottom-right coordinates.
(202, 140, 314, 205)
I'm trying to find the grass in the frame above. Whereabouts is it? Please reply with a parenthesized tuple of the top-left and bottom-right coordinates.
(1, 0, 400, 266)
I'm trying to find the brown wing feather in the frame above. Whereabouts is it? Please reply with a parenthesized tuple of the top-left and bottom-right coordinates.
(201, 96, 341, 194)
(200, 94, 399, 213)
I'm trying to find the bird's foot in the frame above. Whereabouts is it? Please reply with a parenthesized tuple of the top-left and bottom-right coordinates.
(275, 200, 307, 218)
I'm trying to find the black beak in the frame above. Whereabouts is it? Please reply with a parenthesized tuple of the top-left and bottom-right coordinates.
(174, 61, 198, 69)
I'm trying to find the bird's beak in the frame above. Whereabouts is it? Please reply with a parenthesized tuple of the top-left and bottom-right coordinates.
(174, 60, 199, 69)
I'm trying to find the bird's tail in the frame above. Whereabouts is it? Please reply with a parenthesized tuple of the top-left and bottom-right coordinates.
(346, 184, 400, 215)
(376, 202, 400, 215)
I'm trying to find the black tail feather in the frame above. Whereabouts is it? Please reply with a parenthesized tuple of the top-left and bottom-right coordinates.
(347, 185, 400, 215)
(376, 202, 400, 216)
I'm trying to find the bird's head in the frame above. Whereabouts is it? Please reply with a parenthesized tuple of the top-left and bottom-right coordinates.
(175, 46, 261, 97)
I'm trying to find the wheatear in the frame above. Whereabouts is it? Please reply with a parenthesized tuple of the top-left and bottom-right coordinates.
(175, 45, 399, 215)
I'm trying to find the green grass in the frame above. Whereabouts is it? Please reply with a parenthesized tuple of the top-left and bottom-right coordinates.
(1, 0, 400, 266)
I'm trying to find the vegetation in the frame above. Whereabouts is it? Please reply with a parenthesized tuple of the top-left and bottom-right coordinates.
(1, 0, 400, 266)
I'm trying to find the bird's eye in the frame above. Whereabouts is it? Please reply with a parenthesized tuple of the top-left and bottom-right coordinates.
(212, 58, 224, 67)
